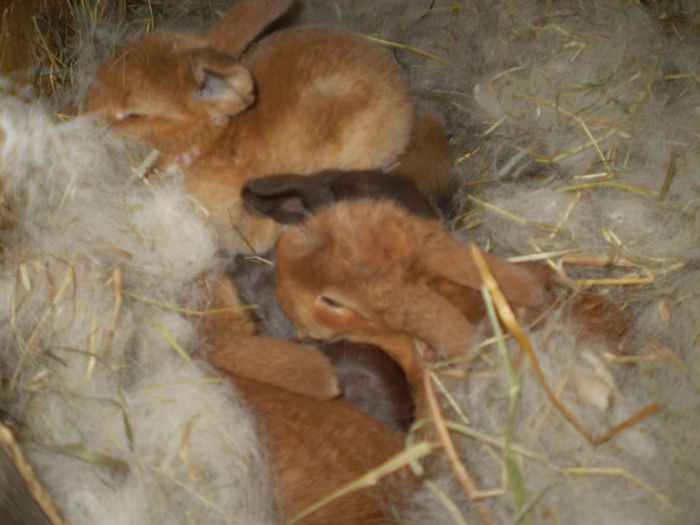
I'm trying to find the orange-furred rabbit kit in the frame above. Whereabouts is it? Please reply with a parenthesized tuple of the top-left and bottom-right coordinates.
(84, 0, 415, 255)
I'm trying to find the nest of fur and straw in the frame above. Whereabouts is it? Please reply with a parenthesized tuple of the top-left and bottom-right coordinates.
(1, 1, 699, 524)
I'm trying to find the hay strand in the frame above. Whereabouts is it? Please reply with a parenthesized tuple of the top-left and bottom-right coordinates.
(469, 243, 661, 446)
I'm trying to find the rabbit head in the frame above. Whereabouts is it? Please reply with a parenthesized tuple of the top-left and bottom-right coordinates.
(312, 339, 415, 432)
(227, 250, 298, 339)
(84, 32, 254, 157)
(275, 199, 550, 361)
(83, 0, 296, 159)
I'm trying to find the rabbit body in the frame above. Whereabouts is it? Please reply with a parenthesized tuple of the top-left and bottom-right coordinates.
(234, 376, 413, 524)
(84, 0, 414, 254)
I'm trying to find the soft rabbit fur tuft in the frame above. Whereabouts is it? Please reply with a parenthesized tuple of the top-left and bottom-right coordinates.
(0, 87, 275, 525)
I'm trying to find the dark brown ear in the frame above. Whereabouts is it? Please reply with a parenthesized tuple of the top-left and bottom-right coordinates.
(190, 48, 254, 117)
(207, 0, 296, 57)
(330, 171, 440, 220)
(242, 174, 336, 224)
(243, 170, 440, 224)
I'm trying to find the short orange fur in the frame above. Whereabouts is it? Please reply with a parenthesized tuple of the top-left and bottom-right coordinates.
(84, 0, 414, 254)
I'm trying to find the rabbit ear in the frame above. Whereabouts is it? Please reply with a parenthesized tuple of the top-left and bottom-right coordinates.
(329, 171, 440, 220)
(386, 284, 477, 358)
(207, 0, 296, 57)
(189, 49, 255, 118)
(422, 236, 550, 310)
(242, 174, 336, 224)
(244, 171, 440, 224)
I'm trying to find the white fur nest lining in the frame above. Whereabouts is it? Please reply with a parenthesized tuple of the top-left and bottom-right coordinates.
(0, 91, 275, 524)
(0, 0, 699, 524)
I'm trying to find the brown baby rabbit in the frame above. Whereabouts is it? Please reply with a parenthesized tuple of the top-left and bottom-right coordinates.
(84, 0, 415, 254)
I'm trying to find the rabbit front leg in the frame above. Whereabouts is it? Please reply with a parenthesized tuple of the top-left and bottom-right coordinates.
(207, 332, 340, 401)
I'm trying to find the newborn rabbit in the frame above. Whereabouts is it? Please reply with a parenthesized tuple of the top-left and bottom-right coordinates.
(83, 0, 414, 254)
